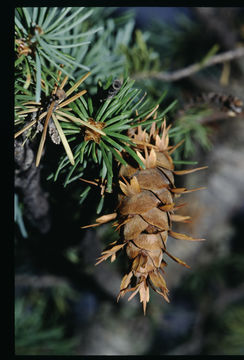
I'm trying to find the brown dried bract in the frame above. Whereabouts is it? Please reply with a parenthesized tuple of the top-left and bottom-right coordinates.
(84, 118, 106, 143)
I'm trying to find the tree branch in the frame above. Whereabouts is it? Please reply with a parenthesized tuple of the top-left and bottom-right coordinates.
(15, 138, 51, 234)
(15, 274, 69, 289)
(132, 47, 244, 82)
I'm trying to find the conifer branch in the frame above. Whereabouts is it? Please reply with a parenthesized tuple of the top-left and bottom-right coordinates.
(132, 47, 244, 82)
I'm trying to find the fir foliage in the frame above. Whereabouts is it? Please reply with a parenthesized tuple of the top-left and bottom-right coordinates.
(15, 292, 78, 355)
(14, 6, 244, 355)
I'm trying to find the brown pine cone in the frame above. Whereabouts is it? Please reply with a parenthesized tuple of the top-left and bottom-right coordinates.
(83, 120, 207, 314)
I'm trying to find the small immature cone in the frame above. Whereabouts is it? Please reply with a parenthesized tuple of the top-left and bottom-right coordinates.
(91, 120, 207, 314)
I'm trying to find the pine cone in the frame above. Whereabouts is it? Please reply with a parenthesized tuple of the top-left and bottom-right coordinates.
(83, 120, 207, 314)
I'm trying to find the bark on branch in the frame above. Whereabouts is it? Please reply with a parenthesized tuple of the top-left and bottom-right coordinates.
(15, 138, 51, 234)
(132, 47, 244, 82)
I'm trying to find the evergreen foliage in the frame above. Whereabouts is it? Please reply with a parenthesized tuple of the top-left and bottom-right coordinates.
(14, 6, 244, 356)
(15, 289, 78, 355)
